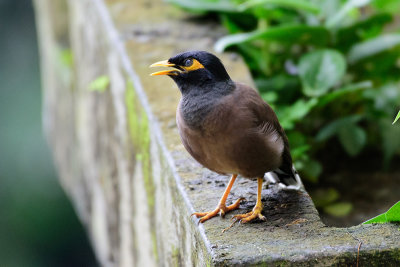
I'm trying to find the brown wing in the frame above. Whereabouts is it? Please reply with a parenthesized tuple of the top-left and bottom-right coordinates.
(176, 82, 295, 181)
(234, 83, 296, 183)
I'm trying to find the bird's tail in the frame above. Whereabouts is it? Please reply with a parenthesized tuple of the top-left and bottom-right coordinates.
(265, 166, 304, 190)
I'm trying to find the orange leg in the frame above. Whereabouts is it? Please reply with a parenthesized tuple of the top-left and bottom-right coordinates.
(232, 177, 265, 223)
(192, 174, 244, 223)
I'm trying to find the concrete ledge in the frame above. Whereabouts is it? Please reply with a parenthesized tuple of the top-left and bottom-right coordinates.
(34, 0, 400, 266)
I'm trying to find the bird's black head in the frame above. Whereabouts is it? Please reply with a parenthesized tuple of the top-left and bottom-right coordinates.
(150, 51, 232, 93)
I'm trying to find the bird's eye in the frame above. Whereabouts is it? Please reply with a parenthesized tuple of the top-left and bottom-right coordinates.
(184, 58, 193, 67)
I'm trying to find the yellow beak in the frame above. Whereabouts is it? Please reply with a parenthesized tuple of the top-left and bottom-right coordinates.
(150, 60, 175, 68)
(150, 60, 178, 76)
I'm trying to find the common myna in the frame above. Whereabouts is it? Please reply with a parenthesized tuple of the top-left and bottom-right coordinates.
(150, 51, 302, 224)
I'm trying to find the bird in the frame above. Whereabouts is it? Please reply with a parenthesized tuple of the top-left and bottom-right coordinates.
(150, 51, 302, 225)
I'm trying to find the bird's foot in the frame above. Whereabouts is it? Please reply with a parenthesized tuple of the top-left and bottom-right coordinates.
(232, 205, 265, 224)
(191, 198, 245, 223)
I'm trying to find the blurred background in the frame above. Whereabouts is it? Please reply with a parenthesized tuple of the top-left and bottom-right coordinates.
(0, 0, 97, 266)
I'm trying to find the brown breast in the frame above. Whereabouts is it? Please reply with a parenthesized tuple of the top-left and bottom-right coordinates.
(176, 83, 285, 178)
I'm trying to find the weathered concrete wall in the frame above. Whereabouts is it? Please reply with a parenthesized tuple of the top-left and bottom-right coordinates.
(34, 0, 400, 266)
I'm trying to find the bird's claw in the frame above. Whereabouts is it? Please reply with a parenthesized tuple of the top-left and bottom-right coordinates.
(223, 208, 265, 233)
(223, 211, 266, 233)
(231, 206, 265, 224)
(191, 197, 244, 223)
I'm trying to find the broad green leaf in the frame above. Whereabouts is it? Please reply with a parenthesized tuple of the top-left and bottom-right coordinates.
(215, 25, 330, 52)
(338, 124, 367, 156)
(364, 213, 387, 224)
(325, 0, 371, 28)
(348, 34, 400, 63)
(256, 74, 299, 94)
(363, 83, 400, 115)
(89, 75, 110, 92)
(380, 118, 400, 167)
(364, 201, 400, 224)
(393, 110, 400, 124)
(291, 145, 310, 160)
(220, 14, 241, 34)
(238, 44, 271, 75)
(277, 98, 318, 130)
(386, 201, 400, 221)
(315, 0, 342, 21)
(261, 91, 278, 103)
(372, 0, 400, 14)
(287, 131, 307, 148)
(300, 158, 322, 183)
(239, 0, 320, 14)
(324, 202, 353, 217)
(316, 81, 372, 107)
(336, 13, 393, 50)
(316, 115, 363, 141)
(298, 49, 346, 97)
(167, 0, 238, 13)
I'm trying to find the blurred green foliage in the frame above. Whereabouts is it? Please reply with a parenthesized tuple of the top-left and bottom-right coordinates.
(169, 0, 400, 181)
(311, 187, 352, 217)
(0, 1, 96, 266)
(89, 75, 110, 92)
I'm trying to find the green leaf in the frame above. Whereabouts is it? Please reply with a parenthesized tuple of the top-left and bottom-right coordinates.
(336, 13, 393, 50)
(277, 98, 318, 130)
(363, 83, 400, 115)
(239, 0, 320, 14)
(291, 145, 310, 160)
(325, 0, 371, 28)
(316, 115, 363, 141)
(364, 213, 387, 224)
(300, 158, 323, 183)
(338, 124, 367, 156)
(393, 110, 400, 124)
(316, 0, 342, 21)
(256, 74, 299, 94)
(261, 91, 278, 103)
(386, 201, 400, 221)
(315, 116, 366, 157)
(316, 81, 372, 107)
(298, 49, 347, 97)
(220, 14, 242, 34)
(372, 0, 400, 14)
(214, 25, 330, 52)
(380, 118, 400, 167)
(364, 201, 400, 224)
(324, 202, 353, 217)
(88, 75, 110, 92)
(238, 44, 271, 75)
(167, 0, 239, 13)
(348, 34, 400, 63)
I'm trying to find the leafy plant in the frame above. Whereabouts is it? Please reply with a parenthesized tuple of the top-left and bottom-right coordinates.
(169, 0, 400, 181)
(394, 110, 400, 124)
(363, 201, 400, 224)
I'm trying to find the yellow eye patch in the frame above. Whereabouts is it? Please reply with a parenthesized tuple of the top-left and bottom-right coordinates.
(182, 58, 205, 72)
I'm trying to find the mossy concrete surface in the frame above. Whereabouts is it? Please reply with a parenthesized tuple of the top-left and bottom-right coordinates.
(35, 0, 400, 266)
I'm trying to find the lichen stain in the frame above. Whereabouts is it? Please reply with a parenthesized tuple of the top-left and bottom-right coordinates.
(125, 80, 158, 261)
(171, 245, 181, 267)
